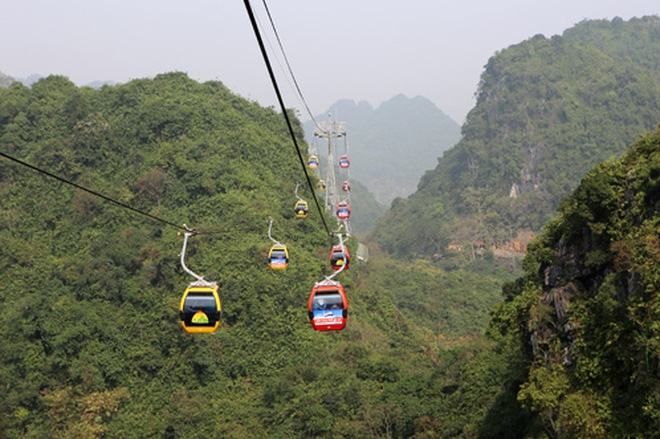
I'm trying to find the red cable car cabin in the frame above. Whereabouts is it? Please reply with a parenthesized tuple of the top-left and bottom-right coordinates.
(338, 155, 350, 169)
(329, 244, 350, 271)
(307, 281, 348, 331)
(336, 201, 351, 220)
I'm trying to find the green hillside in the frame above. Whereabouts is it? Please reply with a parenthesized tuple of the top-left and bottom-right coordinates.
(304, 95, 460, 205)
(0, 72, 329, 437)
(354, 128, 659, 438)
(374, 16, 660, 258)
(488, 128, 659, 437)
(1, 16, 658, 438)
(361, 249, 513, 337)
(0, 73, 510, 438)
(344, 179, 386, 236)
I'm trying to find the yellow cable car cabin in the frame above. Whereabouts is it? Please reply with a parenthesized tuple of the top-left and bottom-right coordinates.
(268, 243, 289, 270)
(317, 180, 326, 192)
(179, 282, 222, 334)
(294, 199, 309, 219)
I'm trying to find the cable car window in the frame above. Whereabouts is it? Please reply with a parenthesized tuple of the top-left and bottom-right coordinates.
(185, 294, 216, 308)
(331, 253, 344, 262)
(182, 293, 219, 326)
(313, 292, 343, 310)
(271, 250, 287, 259)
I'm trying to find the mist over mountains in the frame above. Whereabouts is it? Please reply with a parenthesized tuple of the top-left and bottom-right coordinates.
(304, 95, 460, 205)
(0, 71, 15, 88)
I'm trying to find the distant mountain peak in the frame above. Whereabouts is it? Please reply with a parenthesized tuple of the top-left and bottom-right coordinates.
(378, 94, 455, 122)
(304, 94, 460, 206)
(388, 93, 409, 101)
(19, 74, 44, 86)
(0, 70, 16, 88)
(326, 98, 373, 115)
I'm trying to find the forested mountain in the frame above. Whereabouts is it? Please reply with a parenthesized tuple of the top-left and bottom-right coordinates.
(1, 15, 657, 438)
(487, 128, 659, 437)
(374, 16, 660, 258)
(0, 73, 512, 438)
(340, 132, 659, 439)
(0, 73, 329, 437)
(0, 70, 15, 88)
(304, 95, 460, 205)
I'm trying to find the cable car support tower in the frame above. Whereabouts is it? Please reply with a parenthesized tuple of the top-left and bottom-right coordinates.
(314, 117, 346, 211)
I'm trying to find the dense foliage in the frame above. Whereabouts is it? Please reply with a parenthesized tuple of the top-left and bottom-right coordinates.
(489, 128, 659, 437)
(2, 17, 656, 438)
(362, 251, 512, 338)
(304, 95, 460, 206)
(374, 16, 660, 258)
(0, 73, 514, 438)
(0, 72, 334, 437)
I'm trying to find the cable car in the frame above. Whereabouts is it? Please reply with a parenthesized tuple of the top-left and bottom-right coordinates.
(339, 155, 350, 169)
(336, 201, 351, 220)
(317, 180, 326, 192)
(342, 180, 351, 192)
(294, 199, 309, 219)
(308, 155, 320, 169)
(268, 243, 289, 270)
(307, 280, 348, 331)
(329, 244, 351, 271)
(179, 282, 222, 334)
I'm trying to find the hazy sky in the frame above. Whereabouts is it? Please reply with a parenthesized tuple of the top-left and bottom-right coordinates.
(1, 1, 657, 122)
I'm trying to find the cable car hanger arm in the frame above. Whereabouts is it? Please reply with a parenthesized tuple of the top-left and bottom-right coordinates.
(180, 229, 209, 284)
(267, 217, 282, 245)
(294, 182, 304, 201)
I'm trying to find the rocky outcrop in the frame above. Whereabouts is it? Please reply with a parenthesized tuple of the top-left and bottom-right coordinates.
(496, 128, 659, 437)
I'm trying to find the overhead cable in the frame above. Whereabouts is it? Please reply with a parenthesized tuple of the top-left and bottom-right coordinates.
(0, 150, 191, 233)
(260, 0, 324, 132)
(243, 0, 332, 236)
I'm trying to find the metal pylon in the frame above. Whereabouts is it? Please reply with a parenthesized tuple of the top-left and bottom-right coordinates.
(314, 116, 346, 211)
